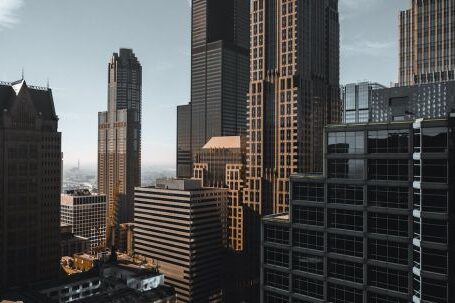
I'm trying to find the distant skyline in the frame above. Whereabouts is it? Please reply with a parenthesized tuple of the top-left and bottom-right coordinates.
(0, 0, 409, 168)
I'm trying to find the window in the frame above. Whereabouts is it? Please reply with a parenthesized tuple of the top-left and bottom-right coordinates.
(328, 259, 363, 283)
(328, 284, 363, 303)
(264, 247, 289, 268)
(368, 159, 408, 181)
(368, 213, 408, 237)
(293, 206, 324, 226)
(422, 278, 448, 303)
(368, 186, 408, 209)
(421, 159, 447, 183)
(328, 159, 364, 179)
(368, 129, 409, 153)
(422, 247, 447, 275)
(264, 292, 289, 303)
(422, 219, 447, 244)
(292, 182, 324, 202)
(264, 269, 289, 291)
(422, 127, 447, 152)
(293, 229, 323, 251)
(367, 292, 407, 303)
(368, 266, 408, 293)
(264, 225, 289, 245)
(328, 131, 364, 154)
(328, 234, 363, 257)
(293, 276, 323, 299)
(421, 189, 447, 212)
(368, 239, 408, 265)
(328, 209, 363, 231)
(293, 252, 323, 275)
(328, 184, 363, 205)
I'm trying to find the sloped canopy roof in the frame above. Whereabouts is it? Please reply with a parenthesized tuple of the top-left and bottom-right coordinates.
(202, 136, 241, 149)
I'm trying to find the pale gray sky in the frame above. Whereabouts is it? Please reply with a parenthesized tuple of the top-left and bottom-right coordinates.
(0, 0, 409, 169)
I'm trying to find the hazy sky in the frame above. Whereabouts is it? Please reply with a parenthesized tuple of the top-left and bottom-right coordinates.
(0, 0, 409, 169)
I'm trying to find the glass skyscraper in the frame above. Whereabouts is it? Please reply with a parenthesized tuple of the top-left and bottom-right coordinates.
(342, 82, 385, 124)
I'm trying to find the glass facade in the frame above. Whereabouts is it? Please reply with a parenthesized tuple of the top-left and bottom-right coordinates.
(261, 118, 455, 303)
(342, 82, 385, 124)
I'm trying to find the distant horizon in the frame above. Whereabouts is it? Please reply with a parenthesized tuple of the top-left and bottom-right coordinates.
(0, 0, 409, 168)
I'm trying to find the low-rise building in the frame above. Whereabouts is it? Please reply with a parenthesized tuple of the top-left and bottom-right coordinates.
(60, 224, 90, 257)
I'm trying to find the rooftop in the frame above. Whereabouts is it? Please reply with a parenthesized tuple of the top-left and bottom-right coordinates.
(202, 136, 241, 149)
(263, 213, 290, 223)
(154, 178, 202, 191)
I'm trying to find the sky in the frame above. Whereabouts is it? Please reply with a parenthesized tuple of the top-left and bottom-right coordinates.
(0, 0, 409, 169)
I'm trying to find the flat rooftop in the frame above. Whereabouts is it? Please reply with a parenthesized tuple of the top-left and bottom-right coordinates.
(263, 213, 290, 223)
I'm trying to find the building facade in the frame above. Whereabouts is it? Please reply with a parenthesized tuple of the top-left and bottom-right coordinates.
(177, 103, 192, 178)
(176, 0, 250, 178)
(399, 0, 455, 86)
(193, 136, 245, 251)
(0, 80, 61, 289)
(98, 48, 142, 226)
(61, 190, 107, 252)
(342, 82, 385, 124)
(60, 224, 90, 257)
(261, 117, 455, 303)
(244, 0, 340, 218)
(371, 80, 455, 122)
(134, 179, 228, 303)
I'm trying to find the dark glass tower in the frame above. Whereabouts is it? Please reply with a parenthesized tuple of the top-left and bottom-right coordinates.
(0, 80, 61, 289)
(176, 0, 250, 178)
(98, 49, 142, 227)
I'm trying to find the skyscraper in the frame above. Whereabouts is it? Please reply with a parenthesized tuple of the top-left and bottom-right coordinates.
(244, 0, 340, 217)
(399, 0, 455, 86)
(0, 80, 61, 289)
(176, 0, 250, 178)
(176, 103, 192, 178)
(98, 49, 142, 227)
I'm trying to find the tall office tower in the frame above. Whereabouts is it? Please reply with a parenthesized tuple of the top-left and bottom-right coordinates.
(60, 189, 107, 252)
(98, 49, 142, 225)
(177, 103, 192, 178)
(399, 0, 455, 86)
(261, 116, 455, 303)
(0, 80, 61, 289)
(342, 82, 386, 123)
(134, 179, 227, 303)
(193, 136, 245, 251)
(176, 0, 250, 178)
(244, 0, 340, 219)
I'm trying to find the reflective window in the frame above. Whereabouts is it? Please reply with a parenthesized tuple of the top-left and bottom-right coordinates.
(293, 252, 323, 275)
(328, 132, 364, 154)
(422, 247, 447, 275)
(293, 206, 324, 226)
(328, 184, 363, 205)
(328, 159, 364, 179)
(292, 182, 324, 202)
(264, 269, 289, 291)
(293, 276, 323, 299)
(293, 229, 323, 251)
(264, 225, 289, 245)
(368, 129, 409, 153)
(264, 247, 289, 268)
(328, 209, 363, 231)
(368, 186, 409, 209)
(368, 266, 408, 293)
(421, 189, 447, 212)
(368, 213, 408, 237)
(421, 159, 447, 183)
(328, 284, 363, 303)
(328, 259, 363, 283)
(328, 234, 363, 257)
(422, 219, 447, 244)
(367, 239, 407, 265)
(368, 159, 408, 181)
(422, 127, 448, 153)
(368, 292, 407, 303)
(422, 278, 447, 303)
(264, 292, 289, 303)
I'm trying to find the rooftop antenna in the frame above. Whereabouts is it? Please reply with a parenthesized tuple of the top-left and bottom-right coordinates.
(21, 68, 24, 81)
(47, 78, 50, 89)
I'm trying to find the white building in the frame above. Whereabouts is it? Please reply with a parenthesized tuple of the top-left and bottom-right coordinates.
(61, 189, 106, 252)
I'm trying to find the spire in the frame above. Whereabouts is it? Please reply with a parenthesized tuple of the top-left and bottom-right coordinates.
(21, 67, 24, 81)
